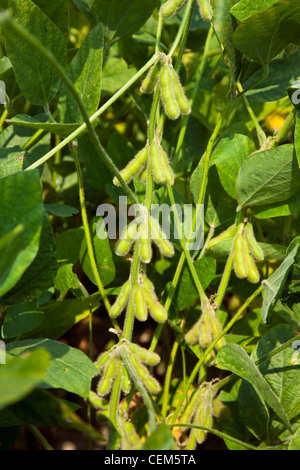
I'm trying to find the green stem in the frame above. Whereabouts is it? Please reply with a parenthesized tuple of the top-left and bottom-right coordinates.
(29, 425, 54, 450)
(170, 285, 264, 425)
(237, 82, 266, 147)
(161, 340, 180, 418)
(168, 0, 195, 58)
(108, 358, 123, 449)
(167, 423, 270, 450)
(0, 107, 8, 131)
(268, 108, 297, 149)
(72, 145, 116, 324)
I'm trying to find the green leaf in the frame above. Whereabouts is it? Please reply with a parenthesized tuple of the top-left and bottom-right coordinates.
(58, 25, 104, 124)
(1, 302, 44, 339)
(0, 170, 43, 298)
(254, 187, 300, 219)
(2, 211, 57, 303)
(210, 123, 256, 199)
(175, 258, 216, 311)
(142, 423, 175, 450)
(236, 144, 300, 209)
(54, 264, 79, 297)
(232, 0, 300, 65)
(7, 339, 98, 398)
(102, 53, 136, 95)
(5, 0, 67, 105)
(0, 225, 24, 290)
(289, 427, 300, 450)
(31, 0, 69, 34)
(55, 227, 84, 264)
(242, 51, 300, 102)
(294, 113, 300, 167)
(261, 243, 299, 323)
(254, 325, 300, 418)
(216, 343, 292, 432)
(92, 0, 156, 45)
(5, 115, 81, 137)
(0, 349, 50, 409)
(21, 297, 100, 340)
(79, 216, 115, 287)
(238, 380, 269, 441)
(44, 203, 79, 218)
(205, 238, 286, 262)
(230, 0, 277, 22)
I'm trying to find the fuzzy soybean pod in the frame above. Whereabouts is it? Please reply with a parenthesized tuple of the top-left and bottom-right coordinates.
(170, 66, 191, 115)
(95, 350, 110, 371)
(120, 418, 142, 450)
(128, 342, 160, 366)
(185, 319, 201, 346)
(198, 308, 213, 349)
(109, 279, 131, 318)
(211, 312, 226, 351)
(115, 220, 138, 257)
(197, 0, 213, 21)
(242, 235, 260, 284)
(121, 364, 131, 395)
(194, 383, 214, 444)
(140, 61, 161, 94)
(149, 140, 170, 185)
(179, 388, 202, 432)
(159, 64, 180, 120)
(206, 224, 236, 249)
(113, 146, 149, 186)
(160, 0, 187, 18)
(144, 287, 168, 323)
(138, 220, 152, 264)
(233, 224, 248, 279)
(244, 222, 264, 261)
(132, 282, 148, 322)
(130, 353, 161, 394)
(149, 215, 175, 258)
(97, 357, 117, 396)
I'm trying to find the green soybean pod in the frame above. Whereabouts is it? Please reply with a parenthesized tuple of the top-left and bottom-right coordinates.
(95, 351, 110, 370)
(138, 221, 152, 264)
(113, 146, 148, 186)
(148, 301, 168, 323)
(170, 66, 191, 115)
(233, 227, 248, 279)
(160, 0, 187, 18)
(110, 279, 131, 318)
(128, 342, 160, 366)
(133, 283, 148, 322)
(159, 144, 175, 185)
(150, 140, 167, 184)
(149, 216, 175, 258)
(211, 313, 226, 351)
(244, 222, 264, 261)
(143, 374, 161, 394)
(130, 353, 150, 381)
(197, 0, 213, 21)
(143, 274, 155, 293)
(179, 388, 202, 432)
(121, 419, 142, 450)
(97, 358, 117, 396)
(242, 235, 260, 284)
(159, 64, 180, 120)
(121, 364, 131, 394)
(194, 383, 213, 444)
(185, 319, 201, 346)
(115, 221, 138, 257)
(199, 308, 213, 348)
(140, 61, 161, 94)
(206, 224, 236, 249)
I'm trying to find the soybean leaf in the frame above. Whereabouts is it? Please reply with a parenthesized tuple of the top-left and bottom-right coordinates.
(289, 427, 300, 450)
(58, 24, 104, 124)
(254, 187, 300, 219)
(7, 339, 98, 398)
(0, 225, 24, 291)
(0, 349, 50, 409)
(55, 227, 84, 264)
(216, 343, 292, 432)
(242, 51, 300, 102)
(21, 297, 100, 340)
(0, 170, 43, 298)
(175, 258, 216, 311)
(2, 211, 57, 303)
(1, 302, 44, 339)
(254, 325, 300, 418)
(5, 115, 81, 137)
(294, 113, 300, 167)
(236, 144, 300, 209)
(79, 216, 115, 287)
(211, 0, 242, 85)
(54, 264, 80, 297)
(142, 423, 175, 450)
(44, 203, 79, 218)
(261, 243, 299, 323)
(0, 146, 28, 179)
(71, 0, 95, 23)
(210, 123, 256, 199)
(232, 0, 300, 65)
(32, 0, 69, 34)
(238, 380, 269, 441)
(102, 52, 136, 95)
(5, 0, 67, 106)
(230, 0, 277, 22)
(92, 0, 156, 45)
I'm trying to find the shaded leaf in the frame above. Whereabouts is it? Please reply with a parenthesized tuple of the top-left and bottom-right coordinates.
(1, 302, 44, 339)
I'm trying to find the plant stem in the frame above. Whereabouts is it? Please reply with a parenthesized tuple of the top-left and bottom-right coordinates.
(170, 285, 263, 424)
(108, 358, 122, 449)
(29, 425, 54, 450)
(168, 0, 195, 58)
(237, 82, 266, 147)
(268, 108, 297, 149)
